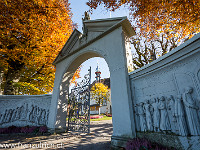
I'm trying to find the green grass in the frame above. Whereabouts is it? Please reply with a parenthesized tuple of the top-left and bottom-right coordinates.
(90, 115, 112, 121)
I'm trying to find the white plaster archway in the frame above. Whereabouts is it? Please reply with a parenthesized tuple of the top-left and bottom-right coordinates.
(48, 17, 136, 147)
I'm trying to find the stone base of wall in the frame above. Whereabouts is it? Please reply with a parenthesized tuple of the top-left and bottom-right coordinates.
(54, 127, 68, 134)
(47, 127, 68, 134)
(111, 135, 131, 149)
(137, 132, 200, 150)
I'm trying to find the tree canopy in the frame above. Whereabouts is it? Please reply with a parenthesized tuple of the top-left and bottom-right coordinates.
(0, 0, 74, 95)
(87, 0, 199, 40)
(87, 0, 200, 69)
(70, 66, 81, 86)
(91, 82, 110, 105)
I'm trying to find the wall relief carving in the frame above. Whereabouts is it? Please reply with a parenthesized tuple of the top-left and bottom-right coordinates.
(135, 87, 200, 136)
(0, 103, 49, 126)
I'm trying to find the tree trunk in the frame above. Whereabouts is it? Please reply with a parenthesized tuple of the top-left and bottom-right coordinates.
(3, 58, 24, 95)
(0, 69, 3, 95)
(3, 68, 16, 95)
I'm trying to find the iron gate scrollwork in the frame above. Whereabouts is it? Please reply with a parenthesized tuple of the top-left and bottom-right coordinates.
(67, 67, 91, 133)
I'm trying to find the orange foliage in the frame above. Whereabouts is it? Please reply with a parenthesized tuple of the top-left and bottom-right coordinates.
(87, 0, 200, 40)
(70, 66, 81, 86)
(87, 0, 199, 70)
(0, 0, 74, 95)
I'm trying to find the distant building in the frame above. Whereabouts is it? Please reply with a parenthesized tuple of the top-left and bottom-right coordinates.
(90, 63, 112, 115)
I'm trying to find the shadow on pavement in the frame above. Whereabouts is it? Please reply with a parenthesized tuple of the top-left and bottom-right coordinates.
(0, 120, 113, 150)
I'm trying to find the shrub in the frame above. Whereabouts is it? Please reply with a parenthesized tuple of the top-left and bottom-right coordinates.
(0, 128, 7, 134)
(39, 126, 48, 133)
(8, 126, 21, 133)
(28, 126, 38, 133)
(90, 115, 103, 119)
(0, 125, 48, 134)
(106, 113, 112, 117)
(20, 126, 30, 133)
(126, 138, 176, 150)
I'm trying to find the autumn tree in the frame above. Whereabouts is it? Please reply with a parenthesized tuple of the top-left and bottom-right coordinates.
(0, 0, 74, 95)
(132, 31, 181, 69)
(87, 0, 199, 40)
(90, 82, 110, 106)
(87, 0, 200, 68)
(70, 66, 82, 86)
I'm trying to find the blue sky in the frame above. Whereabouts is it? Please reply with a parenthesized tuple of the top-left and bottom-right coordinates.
(68, 0, 130, 83)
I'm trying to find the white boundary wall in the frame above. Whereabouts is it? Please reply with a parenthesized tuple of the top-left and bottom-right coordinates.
(129, 33, 200, 149)
(0, 94, 51, 128)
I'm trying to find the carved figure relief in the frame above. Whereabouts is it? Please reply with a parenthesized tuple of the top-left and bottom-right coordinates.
(167, 96, 178, 133)
(29, 105, 35, 122)
(144, 100, 153, 131)
(15, 107, 21, 120)
(134, 82, 200, 136)
(46, 110, 49, 125)
(137, 102, 147, 132)
(33, 106, 38, 122)
(2, 109, 8, 123)
(7, 109, 14, 123)
(0, 103, 49, 126)
(182, 87, 200, 135)
(158, 96, 171, 132)
(175, 95, 188, 136)
(134, 105, 140, 131)
(0, 114, 3, 123)
(151, 98, 160, 132)
(20, 104, 27, 120)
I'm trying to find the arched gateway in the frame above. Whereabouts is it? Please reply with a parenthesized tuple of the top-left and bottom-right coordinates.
(48, 16, 136, 147)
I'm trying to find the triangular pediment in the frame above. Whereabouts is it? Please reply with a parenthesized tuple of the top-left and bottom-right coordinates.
(84, 17, 126, 32)
(53, 29, 82, 64)
(53, 16, 135, 65)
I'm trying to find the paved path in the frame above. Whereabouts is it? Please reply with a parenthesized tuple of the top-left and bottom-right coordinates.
(0, 120, 113, 150)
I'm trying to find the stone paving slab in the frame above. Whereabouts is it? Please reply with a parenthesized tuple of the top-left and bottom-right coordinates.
(0, 120, 113, 150)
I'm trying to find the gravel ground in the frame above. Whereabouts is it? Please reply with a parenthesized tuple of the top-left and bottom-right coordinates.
(0, 120, 113, 150)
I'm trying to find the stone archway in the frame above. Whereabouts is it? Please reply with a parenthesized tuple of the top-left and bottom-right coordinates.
(48, 16, 136, 147)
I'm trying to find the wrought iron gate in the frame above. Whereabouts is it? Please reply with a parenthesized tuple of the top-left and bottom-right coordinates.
(67, 67, 91, 133)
